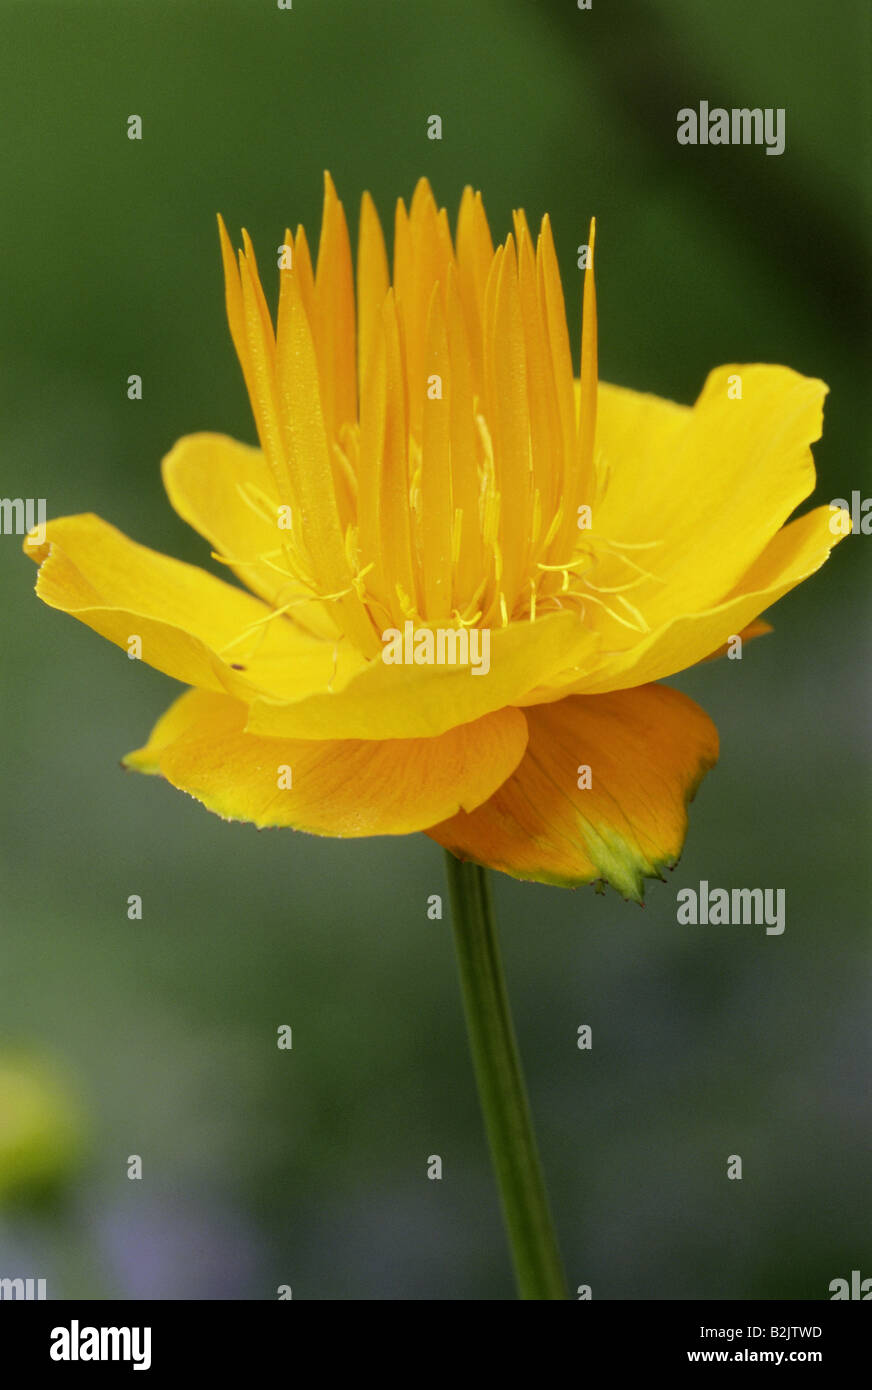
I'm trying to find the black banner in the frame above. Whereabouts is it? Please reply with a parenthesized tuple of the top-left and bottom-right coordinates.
(0, 1299, 867, 1374)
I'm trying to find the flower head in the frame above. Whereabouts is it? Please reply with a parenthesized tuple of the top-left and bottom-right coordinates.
(27, 175, 847, 897)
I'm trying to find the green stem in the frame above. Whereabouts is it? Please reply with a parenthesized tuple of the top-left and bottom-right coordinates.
(443, 852, 568, 1300)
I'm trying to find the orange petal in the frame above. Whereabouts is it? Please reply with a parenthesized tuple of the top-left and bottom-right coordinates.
(125, 689, 529, 837)
(428, 684, 719, 899)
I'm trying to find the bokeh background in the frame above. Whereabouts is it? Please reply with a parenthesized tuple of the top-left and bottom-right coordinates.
(1, 0, 869, 1299)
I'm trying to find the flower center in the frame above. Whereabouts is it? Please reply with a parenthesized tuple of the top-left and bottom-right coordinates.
(217, 178, 659, 662)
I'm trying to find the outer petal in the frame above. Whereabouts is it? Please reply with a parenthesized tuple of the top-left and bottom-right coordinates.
(161, 432, 339, 640)
(245, 609, 600, 740)
(530, 504, 847, 700)
(26, 514, 365, 702)
(124, 689, 529, 837)
(428, 684, 718, 899)
(700, 619, 772, 663)
(590, 367, 828, 641)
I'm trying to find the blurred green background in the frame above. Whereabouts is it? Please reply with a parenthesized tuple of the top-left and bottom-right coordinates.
(1, 0, 869, 1299)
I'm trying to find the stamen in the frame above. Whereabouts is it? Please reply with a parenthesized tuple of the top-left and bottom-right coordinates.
(219, 599, 305, 655)
(583, 574, 650, 595)
(327, 642, 340, 693)
(599, 536, 663, 551)
(350, 560, 376, 600)
(235, 480, 284, 528)
(568, 588, 648, 633)
(536, 556, 592, 574)
(461, 576, 490, 624)
(451, 607, 483, 628)
(541, 505, 563, 550)
(395, 582, 419, 620)
(613, 593, 650, 631)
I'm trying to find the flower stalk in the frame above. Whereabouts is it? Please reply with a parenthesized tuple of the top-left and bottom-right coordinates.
(444, 851, 568, 1299)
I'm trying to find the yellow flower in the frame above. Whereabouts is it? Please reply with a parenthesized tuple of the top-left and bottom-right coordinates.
(26, 175, 847, 898)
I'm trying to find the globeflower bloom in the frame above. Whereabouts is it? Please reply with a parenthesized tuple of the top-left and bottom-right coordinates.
(27, 175, 845, 899)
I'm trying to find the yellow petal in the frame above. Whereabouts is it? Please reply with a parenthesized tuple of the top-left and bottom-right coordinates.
(455, 187, 493, 393)
(576, 216, 598, 497)
(292, 224, 317, 326)
(357, 189, 389, 389)
(125, 689, 529, 837)
(541, 503, 846, 697)
(429, 684, 719, 899)
(26, 513, 365, 701)
(397, 180, 455, 443)
(161, 431, 339, 640)
(376, 290, 419, 617)
(217, 214, 261, 443)
(485, 235, 532, 609)
(314, 171, 357, 436)
(235, 244, 292, 504)
(590, 366, 829, 642)
(513, 209, 560, 527)
(274, 261, 378, 654)
(355, 302, 390, 611)
(246, 608, 601, 741)
(421, 284, 454, 619)
(536, 214, 576, 522)
(444, 266, 486, 607)
(700, 619, 772, 663)
(223, 211, 375, 653)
